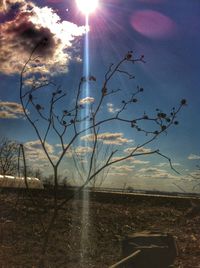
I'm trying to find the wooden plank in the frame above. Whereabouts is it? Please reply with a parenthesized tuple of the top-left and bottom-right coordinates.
(109, 250, 141, 268)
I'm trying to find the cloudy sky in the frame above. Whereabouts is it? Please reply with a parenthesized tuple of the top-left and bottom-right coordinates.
(0, 0, 200, 193)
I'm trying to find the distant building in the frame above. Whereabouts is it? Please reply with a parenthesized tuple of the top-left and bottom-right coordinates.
(0, 175, 43, 189)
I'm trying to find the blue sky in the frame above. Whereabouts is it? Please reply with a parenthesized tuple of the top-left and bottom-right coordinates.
(0, 0, 200, 193)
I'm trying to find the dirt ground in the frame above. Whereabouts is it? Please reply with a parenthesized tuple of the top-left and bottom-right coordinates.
(0, 189, 200, 268)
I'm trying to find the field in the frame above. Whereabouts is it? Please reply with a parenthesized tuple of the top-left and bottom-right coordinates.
(1, 189, 200, 267)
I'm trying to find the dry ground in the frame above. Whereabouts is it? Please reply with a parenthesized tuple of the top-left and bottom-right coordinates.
(0, 189, 200, 267)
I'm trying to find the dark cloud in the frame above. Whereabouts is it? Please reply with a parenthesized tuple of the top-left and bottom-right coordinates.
(6, 19, 57, 57)
(0, 1, 86, 75)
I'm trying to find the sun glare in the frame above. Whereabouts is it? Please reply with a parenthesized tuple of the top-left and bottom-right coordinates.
(76, 0, 99, 15)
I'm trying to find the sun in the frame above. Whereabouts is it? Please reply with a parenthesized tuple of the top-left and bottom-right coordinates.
(76, 0, 99, 15)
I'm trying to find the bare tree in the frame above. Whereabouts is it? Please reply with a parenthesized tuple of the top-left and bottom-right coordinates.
(0, 137, 18, 176)
(19, 45, 186, 264)
(70, 138, 113, 189)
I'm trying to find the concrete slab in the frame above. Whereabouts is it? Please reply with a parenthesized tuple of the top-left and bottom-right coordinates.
(121, 231, 177, 268)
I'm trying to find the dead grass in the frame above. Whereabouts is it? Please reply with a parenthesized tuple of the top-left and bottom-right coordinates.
(0, 190, 200, 267)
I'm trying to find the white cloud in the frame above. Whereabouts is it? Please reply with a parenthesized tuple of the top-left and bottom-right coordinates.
(156, 162, 180, 167)
(139, 167, 165, 174)
(188, 154, 200, 160)
(109, 172, 127, 177)
(79, 97, 95, 105)
(74, 146, 93, 156)
(24, 140, 58, 163)
(55, 143, 68, 148)
(138, 167, 179, 180)
(132, 158, 150, 165)
(0, 101, 24, 119)
(106, 103, 120, 113)
(124, 147, 152, 154)
(110, 164, 135, 172)
(81, 132, 133, 145)
(25, 140, 54, 154)
(111, 156, 149, 165)
(66, 146, 93, 157)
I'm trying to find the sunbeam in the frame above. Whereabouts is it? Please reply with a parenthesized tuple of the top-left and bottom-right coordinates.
(83, 14, 90, 134)
(80, 14, 91, 264)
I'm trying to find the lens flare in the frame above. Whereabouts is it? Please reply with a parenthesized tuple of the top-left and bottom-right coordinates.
(76, 0, 99, 15)
(131, 10, 176, 39)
